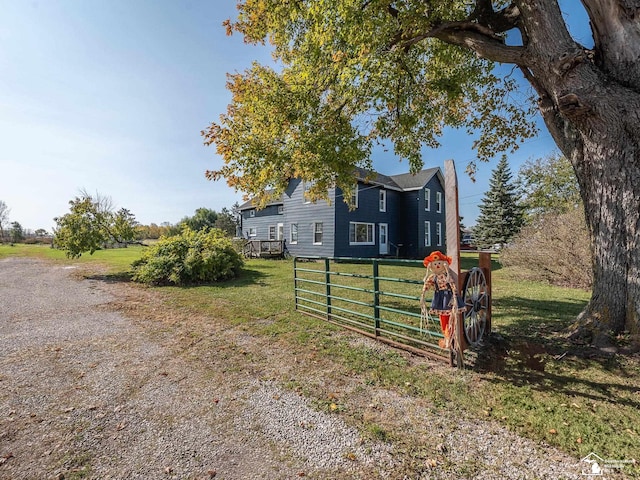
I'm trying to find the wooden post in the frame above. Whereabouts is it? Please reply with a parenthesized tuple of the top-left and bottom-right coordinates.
(444, 159, 461, 281)
(445, 160, 465, 356)
(479, 252, 492, 334)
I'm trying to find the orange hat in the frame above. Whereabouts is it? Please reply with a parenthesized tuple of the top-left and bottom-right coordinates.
(423, 251, 452, 268)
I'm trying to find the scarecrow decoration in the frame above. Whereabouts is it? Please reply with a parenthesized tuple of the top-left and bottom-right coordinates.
(420, 251, 466, 349)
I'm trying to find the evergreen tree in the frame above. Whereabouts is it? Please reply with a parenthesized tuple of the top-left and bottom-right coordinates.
(473, 157, 524, 250)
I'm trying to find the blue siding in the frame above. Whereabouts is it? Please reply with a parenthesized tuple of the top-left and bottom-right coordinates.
(281, 179, 335, 257)
(417, 176, 447, 258)
(334, 184, 402, 257)
(398, 190, 421, 258)
(240, 204, 283, 239)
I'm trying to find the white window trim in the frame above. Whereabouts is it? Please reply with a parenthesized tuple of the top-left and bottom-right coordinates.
(349, 222, 375, 246)
(313, 222, 323, 245)
(290, 223, 298, 244)
(249, 209, 256, 217)
(350, 184, 359, 209)
(425, 188, 431, 211)
(268, 225, 277, 241)
(248, 227, 257, 237)
(436, 191, 442, 213)
(277, 205, 284, 214)
(379, 189, 387, 212)
(436, 222, 442, 246)
(424, 221, 431, 247)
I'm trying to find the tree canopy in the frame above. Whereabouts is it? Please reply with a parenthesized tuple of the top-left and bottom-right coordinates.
(54, 192, 139, 258)
(517, 152, 581, 219)
(204, 0, 537, 207)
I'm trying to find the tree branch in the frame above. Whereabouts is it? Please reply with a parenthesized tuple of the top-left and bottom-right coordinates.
(429, 25, 528, 65)
(581, 0, 640, 90)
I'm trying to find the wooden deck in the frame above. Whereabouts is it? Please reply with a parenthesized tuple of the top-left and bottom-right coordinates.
(242, 239, 285, 258)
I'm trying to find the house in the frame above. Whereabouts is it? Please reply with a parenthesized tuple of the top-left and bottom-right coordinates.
(238, 167, 447, 259)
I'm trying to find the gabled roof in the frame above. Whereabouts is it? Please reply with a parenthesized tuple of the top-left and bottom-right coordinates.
(389, 167, 441, 191)
(238, 166, 443, 210)
(239, 191, 284, 211)
(355, 166, 442, 192)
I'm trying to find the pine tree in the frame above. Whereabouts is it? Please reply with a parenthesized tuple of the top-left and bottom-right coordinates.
(473, 156, 524, 250)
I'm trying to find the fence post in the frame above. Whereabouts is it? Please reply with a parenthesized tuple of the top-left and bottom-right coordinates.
(293, 257, 299, 311)
(478, 252, 492, 334)
(325, 257, 332, 319)
(373, 259, 380, 337)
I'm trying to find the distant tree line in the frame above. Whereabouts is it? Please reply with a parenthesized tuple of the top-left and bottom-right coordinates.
(0, 200, 52, 245)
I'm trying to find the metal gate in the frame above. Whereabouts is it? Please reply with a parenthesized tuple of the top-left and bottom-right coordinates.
(293, 255, 491, 361)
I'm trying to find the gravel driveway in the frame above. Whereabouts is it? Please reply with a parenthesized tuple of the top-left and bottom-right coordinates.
(0, 258, 588, 479)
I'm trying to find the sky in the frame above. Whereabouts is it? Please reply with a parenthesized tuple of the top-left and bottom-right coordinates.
(0, 1, 591, 233)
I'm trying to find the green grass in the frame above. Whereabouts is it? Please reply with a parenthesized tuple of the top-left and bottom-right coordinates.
(4, 245, 639, 473)
(0, 244, 145, 275)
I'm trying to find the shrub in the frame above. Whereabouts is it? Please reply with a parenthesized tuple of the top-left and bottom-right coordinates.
(500, 206, 592, 289)
(131, 228, 243, 285)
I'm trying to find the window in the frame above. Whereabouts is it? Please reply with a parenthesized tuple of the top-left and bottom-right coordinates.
(424, 188, 431, 211)
(290, 223, 298, 244)
(424, 221, 431, 246)
(436, 191, 442, 213)
(268, 225, 276, 240)
(277, 205, 284, 214)
(277, 223, 284, 240)
(349, 222, 375, 245)
(350, 184, 359, 208)
(248, 227, 257, 237)
(436, 222, 442, 246)
(249, 209, 256, 217)
(379, 189, 387, 212)
(313, 222, 323, 244)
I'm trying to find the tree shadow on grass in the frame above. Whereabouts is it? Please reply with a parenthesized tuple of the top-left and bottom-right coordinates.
(84, 267, 268, 288)
(83, 271, 133, 283)
(471, 295, 640, 409)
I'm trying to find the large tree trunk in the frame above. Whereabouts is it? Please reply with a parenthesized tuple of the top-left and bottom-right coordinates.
(516, 0, 640, 345)
(567, 96, 640, 344)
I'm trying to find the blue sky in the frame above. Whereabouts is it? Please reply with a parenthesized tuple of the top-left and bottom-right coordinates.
(0, 1, 589, 232)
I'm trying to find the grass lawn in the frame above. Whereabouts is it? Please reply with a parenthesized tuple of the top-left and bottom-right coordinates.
(3, 244, 639, 473)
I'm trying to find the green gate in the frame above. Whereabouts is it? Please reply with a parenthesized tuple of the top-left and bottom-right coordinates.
(293, 255, 492, 361)
(293, 256, 449, 360)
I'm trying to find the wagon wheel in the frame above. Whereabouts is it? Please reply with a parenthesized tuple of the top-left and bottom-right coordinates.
(461, 267, 489, 346)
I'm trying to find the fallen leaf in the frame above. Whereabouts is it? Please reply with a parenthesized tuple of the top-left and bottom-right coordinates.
(346, 452, 357, 461)
(329, 403, 338, 411)
(549, 429, 558, 435)
(116, 422, 127, 431)
(576, 438, 583, 444)
(207, 469, 217, 477)
(164, 466, 173, 474)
